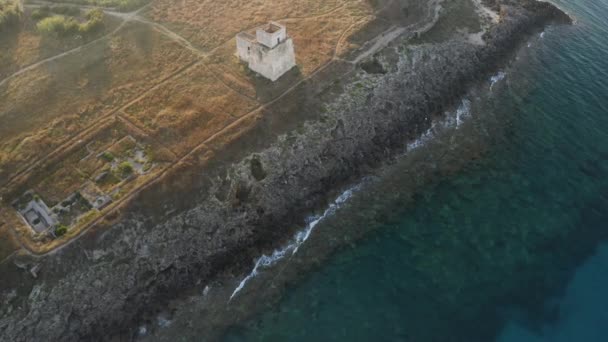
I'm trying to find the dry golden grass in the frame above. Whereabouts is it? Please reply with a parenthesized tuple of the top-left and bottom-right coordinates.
(35, 166, 87, 206)
(123, 64, 258, 155)
(0, 21, 198, 183)
(145, 0, 351, 52)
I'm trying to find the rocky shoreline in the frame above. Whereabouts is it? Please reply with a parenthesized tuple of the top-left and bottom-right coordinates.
(0, 1, 571, 341)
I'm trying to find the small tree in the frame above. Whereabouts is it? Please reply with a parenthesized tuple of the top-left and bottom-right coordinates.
(100, 151, 115, 162)
(55, 224, 68, 237)
(80, 8, 104, 35)
(37, 15, 80, 37)
(118, 161, 134, 177)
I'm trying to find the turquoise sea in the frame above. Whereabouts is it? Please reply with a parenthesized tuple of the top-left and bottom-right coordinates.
(221, 0, 608, 341)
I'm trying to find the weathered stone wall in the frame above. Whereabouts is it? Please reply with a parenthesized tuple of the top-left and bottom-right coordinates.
(256, 23, 287, 49)
(235, 33, 254, 61)
(249, 38, 296, 81)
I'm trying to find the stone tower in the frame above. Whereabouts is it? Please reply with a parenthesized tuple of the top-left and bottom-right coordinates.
(236, 22, 296, 82)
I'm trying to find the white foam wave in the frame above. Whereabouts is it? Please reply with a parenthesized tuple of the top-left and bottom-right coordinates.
(406, 125, 437, 151)
(229, 184, 362, 301)
(455, 99, 472, 127)
(156, 316, 172, 328)
(490, 71, 506, 90)
(407, 98, 472, 151)
(540, 31, 545, 39)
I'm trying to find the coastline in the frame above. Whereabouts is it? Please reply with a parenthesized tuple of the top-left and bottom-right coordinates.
(0, 1, 572, 341)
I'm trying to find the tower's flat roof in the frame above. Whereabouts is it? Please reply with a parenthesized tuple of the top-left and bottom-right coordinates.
(264, 23, 282, 34)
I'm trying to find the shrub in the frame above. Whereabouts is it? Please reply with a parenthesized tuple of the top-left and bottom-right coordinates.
(51, 5, 80, 17)
(79, 8, 103, 34)
(86, 7, 104, 21)
(36, 15, 80, 36)
(115, 0, 147, 12)
(0, 0, 22, 30)
(36, 8, 104, 37)
(55, 224, 68, 236)
(31, 6, 51, 20)
(100, 151, 115, 162)
(118, 161, 134, 176)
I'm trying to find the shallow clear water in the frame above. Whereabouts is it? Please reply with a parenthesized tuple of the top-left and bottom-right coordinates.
(222, 0, 608, 341)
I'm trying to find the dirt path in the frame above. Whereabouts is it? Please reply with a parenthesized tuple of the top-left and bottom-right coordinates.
(353, 26, 407, 63)
(350, 0, 442, 64)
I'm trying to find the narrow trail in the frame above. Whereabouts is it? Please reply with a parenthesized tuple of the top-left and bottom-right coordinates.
(353, 26, 406, 63)
(133, 17, 205, 56)
(115, 112, 179, 160)
(350, 0, 443, 64)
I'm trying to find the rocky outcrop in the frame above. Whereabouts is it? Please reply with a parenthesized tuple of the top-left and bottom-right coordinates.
(0, 1, 571, 341)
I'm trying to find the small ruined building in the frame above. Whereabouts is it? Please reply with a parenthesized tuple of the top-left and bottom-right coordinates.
(14, 193, 57, 233)
(236, 22, 296, 82)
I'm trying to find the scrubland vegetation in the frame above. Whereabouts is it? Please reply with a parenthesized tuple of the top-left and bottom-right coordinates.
(36, 7, 104, 36)
(0, 0, 21, 30)
(31, 5, 80, 20)
(46, 0, 147, 12)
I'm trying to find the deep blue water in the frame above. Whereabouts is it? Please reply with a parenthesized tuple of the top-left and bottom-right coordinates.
(222, 0, 608, 341)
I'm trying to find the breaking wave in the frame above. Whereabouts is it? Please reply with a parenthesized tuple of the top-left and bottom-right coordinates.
(407, 98, 472, 151)
(406, 124, 437, 151)
(229, 184, 363, 301)
(490, 71, 506, 90)
(455, 99, 472, 127)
